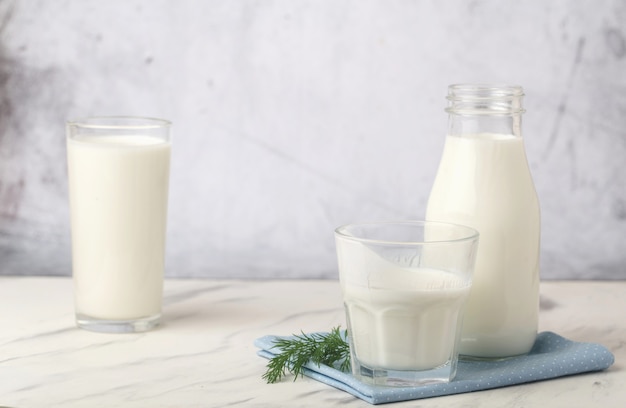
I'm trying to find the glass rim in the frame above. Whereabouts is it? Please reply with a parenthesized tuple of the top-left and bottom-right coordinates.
(334, 220, 479, 245)
(66, 116, 172, 130)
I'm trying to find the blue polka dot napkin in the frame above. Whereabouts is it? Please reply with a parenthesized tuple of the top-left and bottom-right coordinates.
(255, 331, 614, 405)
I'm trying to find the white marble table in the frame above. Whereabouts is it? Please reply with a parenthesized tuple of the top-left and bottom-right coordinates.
(0, 277, 623, 407)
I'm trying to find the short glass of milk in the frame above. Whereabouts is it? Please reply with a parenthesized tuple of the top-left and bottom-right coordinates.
(335, 221, 479, 386)
(66, 117, 171, 333)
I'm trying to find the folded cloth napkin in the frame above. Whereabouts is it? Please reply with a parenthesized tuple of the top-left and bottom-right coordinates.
(255, 331, 614, 405)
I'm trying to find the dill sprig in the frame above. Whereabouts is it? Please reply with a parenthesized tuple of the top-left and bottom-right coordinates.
(262, 326, 351, 384)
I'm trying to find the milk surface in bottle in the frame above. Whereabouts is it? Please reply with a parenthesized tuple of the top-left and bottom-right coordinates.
(426, 84, 540, 358)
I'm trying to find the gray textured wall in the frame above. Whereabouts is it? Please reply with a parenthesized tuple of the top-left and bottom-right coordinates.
(0, 0, 624, 279)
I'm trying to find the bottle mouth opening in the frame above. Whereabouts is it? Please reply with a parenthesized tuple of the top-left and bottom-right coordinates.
(446, 84, 525, 115)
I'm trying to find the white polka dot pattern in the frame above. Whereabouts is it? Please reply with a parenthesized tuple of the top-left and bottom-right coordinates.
(255, 331, 615, 405)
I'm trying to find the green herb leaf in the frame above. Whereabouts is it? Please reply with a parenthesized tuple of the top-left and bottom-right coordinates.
(262, 326, 351, 384)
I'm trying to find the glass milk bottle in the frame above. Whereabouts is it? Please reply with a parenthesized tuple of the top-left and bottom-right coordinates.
(425, 84, 540, 358)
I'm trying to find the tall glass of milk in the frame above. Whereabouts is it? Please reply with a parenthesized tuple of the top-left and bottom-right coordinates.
(335, 221, 479, 386)
(426, 84, 541, 358)
(66, 117, 171, 333)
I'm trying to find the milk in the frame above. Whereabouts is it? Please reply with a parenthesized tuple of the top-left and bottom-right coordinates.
(340, 247, 471, 370)
(426, 133, 540, 357)
(67, 135, 171, 320)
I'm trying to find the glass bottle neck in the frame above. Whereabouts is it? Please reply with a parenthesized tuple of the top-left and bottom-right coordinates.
(445, 84, 524, 138)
